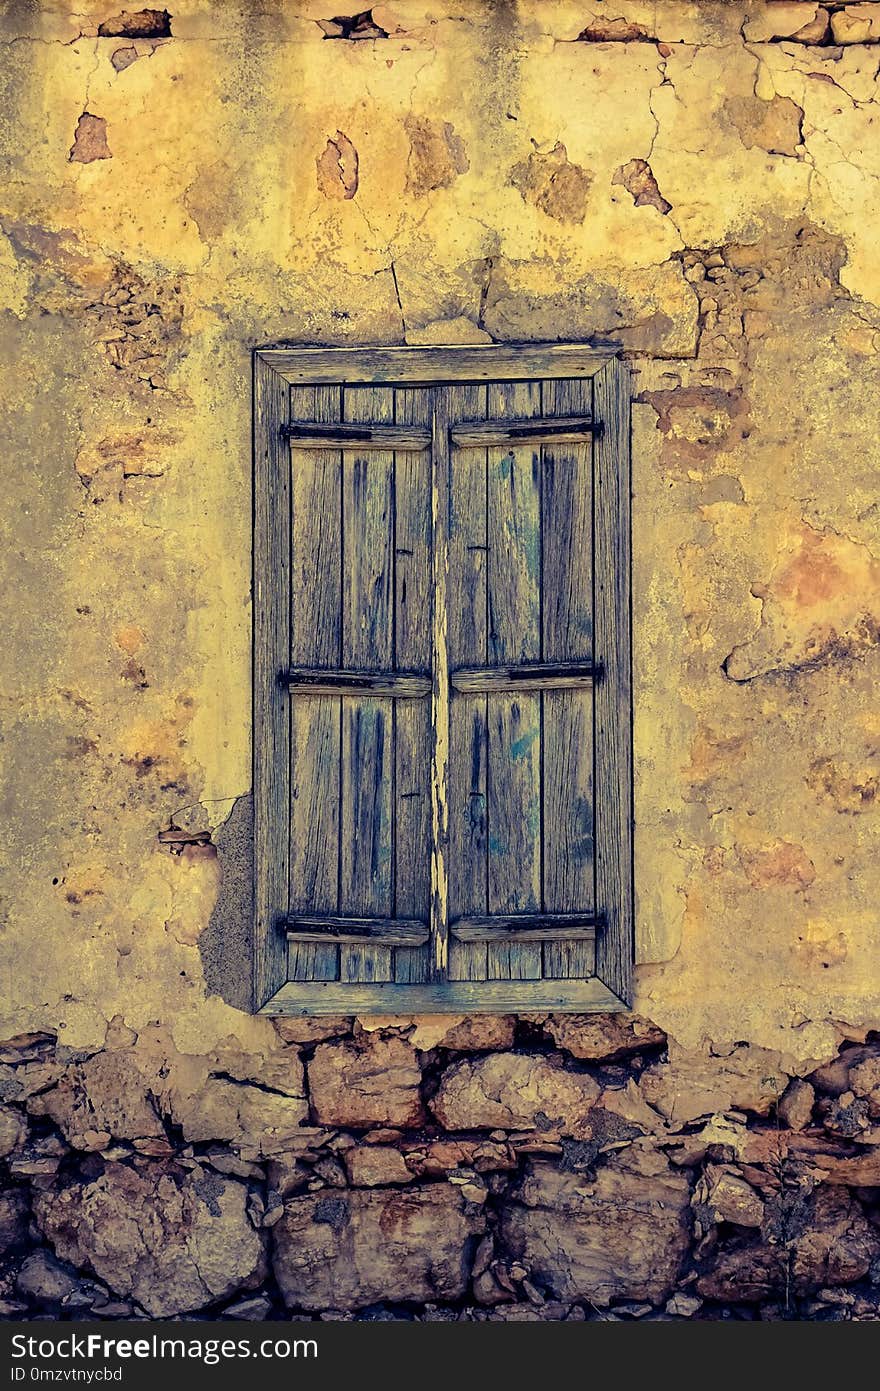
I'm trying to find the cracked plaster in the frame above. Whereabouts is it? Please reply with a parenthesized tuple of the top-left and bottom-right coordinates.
(0, 1, 879, 1075)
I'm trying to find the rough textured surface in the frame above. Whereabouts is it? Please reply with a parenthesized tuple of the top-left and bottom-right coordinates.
(502, 1149, 692, 1307)
(308, 1034, 423, 1128)
(430, 1053, 601, 1135)
(1, 0, 880, 1322)
(35, 1162, 265, 1317)
(273, 1186, 485, 1311)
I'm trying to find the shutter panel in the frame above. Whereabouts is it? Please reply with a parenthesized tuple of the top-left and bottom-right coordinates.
(446, 378, 596, 985)
(287, 384, 434, 988)
(254, 346, 631, 1014)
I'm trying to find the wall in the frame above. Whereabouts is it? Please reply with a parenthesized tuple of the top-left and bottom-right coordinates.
(1, 0, 880, 1319)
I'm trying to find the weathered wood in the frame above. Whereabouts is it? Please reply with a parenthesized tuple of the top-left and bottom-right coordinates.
(451, 662, 598, 692)
(429, 389, 451, 980)
(447, 382, 489, 982)
(542, 376, 596, 979)
(486, 381, 543, 980)
(339, 386, 395, 982)
(257, 347, 631, 1014)
(393, 387, 433, 983)
(288, 384, 342, 982)
(284, 423, 431, 451)
(288, 668, 431, 697)
(261, 977, 623, 1016)
(286, 916, 428, 946)
(593, 359, 633, 1007)
(289, 694, 341, 981)
(451, 417, 597, 448)
(259, 344, 613, 387)
(254, 355, 291, 1009)
(451, 914, 598, 942)
(487, 697, 542, 979)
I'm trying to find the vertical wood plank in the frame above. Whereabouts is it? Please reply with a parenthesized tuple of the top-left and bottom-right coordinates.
(289, 697, 341, 981)
(447, 383, 489, 981)
(288, 384, 341, 981)
(339, 700, 394, 981)
(541, 691, 595, 978)
(448, 696, 489, 980)
(542, 377, 595, 979)
(393, 387, 432, 983)
(339, 386, 395, 982)
(486, 381, 542, 979)
(593, 360, 633, 1005)
(429, 388, 451, 980)
(253, 355, 290, 1009)
(487, 696, 542, 978)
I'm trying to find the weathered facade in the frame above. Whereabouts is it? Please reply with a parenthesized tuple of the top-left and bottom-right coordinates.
(1, 0, 879, 1319)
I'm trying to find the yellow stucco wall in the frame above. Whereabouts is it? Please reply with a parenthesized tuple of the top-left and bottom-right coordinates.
(2, 0, 879, 1072)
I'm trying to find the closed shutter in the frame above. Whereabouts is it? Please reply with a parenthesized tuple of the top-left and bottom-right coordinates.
(254, 346, 631, 1015)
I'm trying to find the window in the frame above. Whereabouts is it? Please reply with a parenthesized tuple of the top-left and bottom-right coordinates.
(253, 345, 632, 1015)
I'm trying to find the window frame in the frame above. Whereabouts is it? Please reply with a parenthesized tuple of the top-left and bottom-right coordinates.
(253, 344, 632, 1015)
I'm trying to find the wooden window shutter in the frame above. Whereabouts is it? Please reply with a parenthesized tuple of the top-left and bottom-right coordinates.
(254, 346, 632, 1015)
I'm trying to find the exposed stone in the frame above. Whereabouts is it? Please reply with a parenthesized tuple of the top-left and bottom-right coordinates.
(510, 142, 591, 224)
(405, 116, 469, 199)
(97, 9, 172, 38)
(430, 1054, 600, 1136)
(317, 10, 388, 40)
(703, 1168, 765, 1228)
(403, 1138, 516, 1178)
(743, 4, 830, 44)
(848, 1056, 880, 1117)
(697, 1188, 880, 1302)
(831, 4, 880, 43)
(316, 132, 359, 200)
(544, 1014, 666, 1062)
(344, 1145, 412, 1187)
(502, 1149, 691, 1307)
(0, 1035, 55, 1066)
(823, 1091, 870, 1138)
(35, 1163, 265, 1317)
(613, 160, 671, 215)
(410, 1016, 517, 1052)
(272, 1017, 352, 1045)
(171, 1080, 308, 1152)
(69, 114, 112, 164)
(808, 1149, 880, 1186)
(16, 1250, 80, 1303)
(308, 1035, 423, 1128)
(28, 1051, 163, 1150)
(666, 1293, 703, 1318)
(811, 1045, 880, 1097)
(777, 1078, 816, 1132)
(640, 1044, 787, 1126)
(223, 1295, 274, 1320)
(577, 19, 652, 42)
(0, 1190, 29, 1255)
(273, 1187, 484, 1310)
(0, 1106, 25, 1157)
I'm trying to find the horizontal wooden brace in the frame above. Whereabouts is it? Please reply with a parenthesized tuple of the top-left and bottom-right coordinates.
(451, 416, 598, 448)
(263, 978, 626, 1016)
(287, 668, 432, 697)
(285, 915, 429, 947)
(450, 661, 601, 693)
(258, 344, 614, 386)
(451, 914, 599, 943)
(282, 423, 431, 451)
